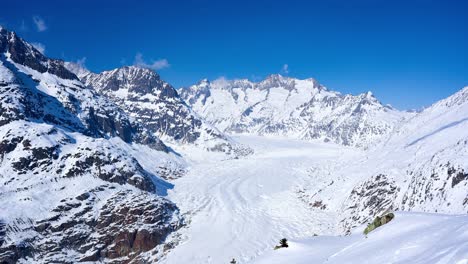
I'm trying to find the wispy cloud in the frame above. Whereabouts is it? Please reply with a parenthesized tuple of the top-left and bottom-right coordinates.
(20, 20, 28, 31)
(133, 52, 170, 70)
(32, 16, 47, 32)
(31, 42, 46, 54)
(75, 57, 87, 68)
(64, 57, 88, 75)
(0, 18, 6, 29)
(212, 76, 230, 88)
(281, 64, 289, 74)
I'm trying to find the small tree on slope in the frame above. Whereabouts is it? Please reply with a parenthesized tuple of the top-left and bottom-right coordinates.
(280, 238, 289, 248)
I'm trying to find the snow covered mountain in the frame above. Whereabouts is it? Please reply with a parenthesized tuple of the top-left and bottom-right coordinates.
(0, 28, 184, 263)
(2, 26, 468, 264)
(67, 64, 242, 153)
(179, 75, 411, 147)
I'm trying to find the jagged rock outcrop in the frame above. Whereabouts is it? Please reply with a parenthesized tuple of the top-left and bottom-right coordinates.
(341, 174, 399, 232)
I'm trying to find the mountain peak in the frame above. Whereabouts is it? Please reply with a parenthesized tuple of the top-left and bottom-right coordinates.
(0, 28, 77, 80)
(193, 78, 211, 89)
(265, 73, 285, 80)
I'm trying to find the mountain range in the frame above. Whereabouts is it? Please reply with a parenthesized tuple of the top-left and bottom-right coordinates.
(179, 76, 416, 148)
(1, 27, 467, 263)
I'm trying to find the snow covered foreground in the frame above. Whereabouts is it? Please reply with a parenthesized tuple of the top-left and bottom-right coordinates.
(255, 212, 468, 264)
(161, 135, 468, 264)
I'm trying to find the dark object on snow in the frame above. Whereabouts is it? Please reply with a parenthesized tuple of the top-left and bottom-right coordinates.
(230, 258, 237, 264)
(274, 238, 289, 250)
(364, 212, 395, 235)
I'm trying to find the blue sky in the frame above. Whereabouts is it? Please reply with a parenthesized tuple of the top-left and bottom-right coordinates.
(1, 0, 467, 110)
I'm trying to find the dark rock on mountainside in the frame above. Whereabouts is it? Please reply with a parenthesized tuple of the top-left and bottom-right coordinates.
(341, 174, 399, 231)
(0, 28, 77, 80)
(1, 188, 183, 264)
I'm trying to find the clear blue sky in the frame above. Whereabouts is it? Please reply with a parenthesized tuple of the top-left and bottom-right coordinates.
(1, 0, 467, 110)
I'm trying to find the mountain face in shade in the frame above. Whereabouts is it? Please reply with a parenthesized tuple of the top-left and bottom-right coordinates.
(0, 28, 183, 263)
(179, 75, 412, 148)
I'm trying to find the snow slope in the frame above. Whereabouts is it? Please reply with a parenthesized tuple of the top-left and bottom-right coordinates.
(254, 212, 468, 264)
(161, 135, 361, 263)
(159, 126, 468, 263)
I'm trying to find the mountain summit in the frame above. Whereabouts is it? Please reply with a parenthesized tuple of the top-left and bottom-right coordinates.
(179, 76, 411, 147)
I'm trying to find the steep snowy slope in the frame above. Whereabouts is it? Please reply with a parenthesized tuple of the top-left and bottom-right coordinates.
(179, 75, 411, 147)
(254, 212, 468, 264)
(295, 86, 468, 233)
(0, 28, 184, 263)
(67, 64, 244, 153)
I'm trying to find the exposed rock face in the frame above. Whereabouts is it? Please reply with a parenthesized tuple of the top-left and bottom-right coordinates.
(179, 75, 411, 148)
(0, 121, 182, 263)
(67, 64, 240, 152)
(341, 174, 399, 231)
(0, 28, 183, 263)
(0, 187, 182, 263)
(0, 28, 77, 80)
(27, 189, 181, 263)
(340, 160, 468, 232)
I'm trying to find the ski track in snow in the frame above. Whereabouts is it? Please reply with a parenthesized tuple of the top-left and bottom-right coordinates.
(162, 135, 360, 263)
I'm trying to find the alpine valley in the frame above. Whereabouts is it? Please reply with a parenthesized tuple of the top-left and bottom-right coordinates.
(1, 27, 467, 264)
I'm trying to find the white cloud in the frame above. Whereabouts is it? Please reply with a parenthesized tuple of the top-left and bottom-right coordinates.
(64, 57, 88, 76)
(76, 57, 87, 68)
(212, 76, 230, 88)
(281, 64, 289, 74)
(133, 52, 170, 70)
(32, 16, 47, 32)
(31, 42, 45, 54)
